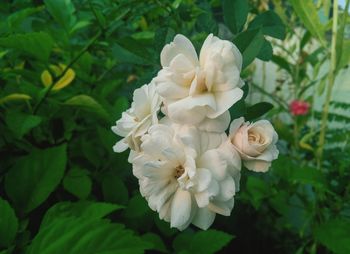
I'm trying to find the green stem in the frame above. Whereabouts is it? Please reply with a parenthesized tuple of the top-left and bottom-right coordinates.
(33, 31, 102, 114)
(260, 62, 266, 101)
(317, 0, 339, 168)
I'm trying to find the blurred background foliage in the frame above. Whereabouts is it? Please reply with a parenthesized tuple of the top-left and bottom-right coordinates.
(0, 0, 349, 253)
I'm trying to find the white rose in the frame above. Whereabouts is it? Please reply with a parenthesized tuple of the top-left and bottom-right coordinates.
(154, 34, 244, 125)
(111, 81, 161, 152)
(132, 124, 240, 230)
(228, 117, 279, 172)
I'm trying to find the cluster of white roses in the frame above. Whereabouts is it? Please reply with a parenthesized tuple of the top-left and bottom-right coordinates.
(112, 34, 279, 230)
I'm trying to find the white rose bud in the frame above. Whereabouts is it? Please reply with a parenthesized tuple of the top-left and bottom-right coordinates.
(228, 117, 279, 172)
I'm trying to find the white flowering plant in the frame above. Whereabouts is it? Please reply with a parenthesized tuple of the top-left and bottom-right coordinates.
(12, 0, 350, 253)
(112, 33, 279, 230)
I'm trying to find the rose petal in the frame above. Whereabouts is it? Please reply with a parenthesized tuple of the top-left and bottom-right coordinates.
(113, 138, 129, 152)
(192, 207, 216, 230)
(161, 34, 198, 68)
(170, 189, 192, 230)
(244, 160, 271, 172)
(198, 111, 231, 133)
(207, 88, 243, 119)
(167, 93, 216, 124)
(198, 149, 227, 181)
(208, 198, 235, 216)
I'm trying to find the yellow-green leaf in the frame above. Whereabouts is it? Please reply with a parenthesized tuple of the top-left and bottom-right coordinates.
(0, 93, 32, 105)
(64, 95, 109, 119)
(52, 68, 75, 91)
(41, 70, 53, 87)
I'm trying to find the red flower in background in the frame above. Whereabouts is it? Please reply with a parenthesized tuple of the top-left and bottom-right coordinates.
(290, 100, 309, 116)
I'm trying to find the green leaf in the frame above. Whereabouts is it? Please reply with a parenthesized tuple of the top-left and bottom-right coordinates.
(290, 166, 327, 188)
(142, 233, 167, 253)
(41, 201, 124, 228)
(189, 230, 233, 254)
(315, 218, 350, 254)
(44, 0, 76, 32)
(7, 6, 44, 31)
(336, 0, 349, 71)
(5, 144, 67, 213)
(245, 176, 270, 209)
(195, 12, 218, 34)
(0, 198, 18, 248)
(300, 31, 311, 50)
(289, 0, 325, 44)
(222, 0, 249, 34)
(124, 194, 149, 218)
(245, 102, 273, 121)
(64, 94, 110, 120)
(102, 174, 129, 205)
(173, 232, 193, 253)
(154, 27, 175, 54)
(0, 32, 54, 61)
(27, 217, 150, 254)
(248, 10, 286, 40)
(5, 112, 41, 139)
(112, 43, 149, 66)
(242, 83, 249, 100)
(257, 39, 273, 61)
(271, 55, 292, 73)
(0, 93, 32, 105)
(229, 99, 246, 120)
(338, 40, 350, 70)
(63, 168, 92, 199)
(233, 29, 264, 69)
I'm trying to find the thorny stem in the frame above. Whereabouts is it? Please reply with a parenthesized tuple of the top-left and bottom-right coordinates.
(317, 0, 339, 168)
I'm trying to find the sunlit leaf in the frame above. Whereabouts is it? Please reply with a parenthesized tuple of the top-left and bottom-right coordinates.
(0, 93, 32, 105)
(289, 0, 325, 43)
(64, 95, 110, 120)
(52, 68, 75, 91)
(41, 70, 53, 87)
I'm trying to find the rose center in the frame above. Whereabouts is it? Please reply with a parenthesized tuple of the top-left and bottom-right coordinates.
(174, 165, 185, 179)
(248, 131, 265, 144)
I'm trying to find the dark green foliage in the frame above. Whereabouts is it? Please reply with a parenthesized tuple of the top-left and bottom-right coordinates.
(0, 198, 18, 248)
(248, 10, 286, 40)
(222, 0, 249, 34)
(245, 102, 274, 121)
(5, 145, 67, 214)
(233, 28, 265, 69)
(2, 1, 348, 254)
